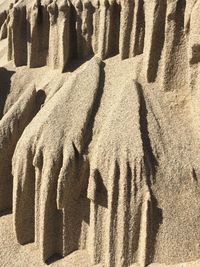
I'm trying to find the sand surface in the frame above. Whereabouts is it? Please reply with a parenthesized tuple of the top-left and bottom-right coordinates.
(0, 0, 200, 266)
(1, 213, 200, 266)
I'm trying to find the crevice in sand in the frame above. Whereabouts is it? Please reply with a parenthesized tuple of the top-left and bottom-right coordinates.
(146, 0, 167, 83)
(137, 83, 158, 184)
(0, 67, 15, 119)
(133, 0, 145, 57)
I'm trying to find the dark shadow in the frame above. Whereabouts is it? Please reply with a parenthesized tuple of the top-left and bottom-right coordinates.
(64, 54, 93, 73)
(137, 82, 158, 183)
(190, 44, 200, 65)
(37, 0, 43, 25)
(133, 0, 145, 56)
(92, 169, 108, 208)
(35, 89, 46, 113)
(63, 2, 95, 73)
(192, 168, 198, 182)
(147, 191, 163, 265)
(0, 208, 12, 217)
(0, 10, 7, 30)
(0, 68, 15, 119)
(107, 2, 121, 58)
(74, 2, 95, 60)
(46, 253, 63, 265)
(72, 141, 81, 161)
(68, 4, 78, 61)
(173, 0, 186, 46)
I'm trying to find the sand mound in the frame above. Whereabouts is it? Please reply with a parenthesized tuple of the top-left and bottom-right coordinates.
(0, 0, 200, 267)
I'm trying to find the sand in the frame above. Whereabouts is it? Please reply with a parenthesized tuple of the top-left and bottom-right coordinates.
(0, 0, 200, 266)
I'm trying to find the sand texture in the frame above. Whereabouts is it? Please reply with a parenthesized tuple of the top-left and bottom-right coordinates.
(0, 0, 200, 266)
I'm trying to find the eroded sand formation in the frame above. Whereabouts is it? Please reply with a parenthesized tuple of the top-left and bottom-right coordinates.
(0, 0, 200, 266)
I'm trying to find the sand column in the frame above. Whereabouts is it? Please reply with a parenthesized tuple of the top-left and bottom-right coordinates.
(75, 0, 84, 58)
(129, 0, 145, 58)
(81, 0, 94, 58)
(97, 0, 108, 59)
(12, 3, 27, 66)
(57, 0, 70, 71)
(162, 0, 187, 91)
(119, 0, 134, 59)
(97, 0, 120, 60)
(47, 0, 59, 69)
(143, 0, 167, 82)
(7, 4, 14, 61)
(92, 0, 100, 55)
(97, 0, 120, 59)
(28, 0, 50, 68)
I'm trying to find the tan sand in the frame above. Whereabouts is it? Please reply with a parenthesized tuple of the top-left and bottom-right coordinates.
(0, 0, 200, 266)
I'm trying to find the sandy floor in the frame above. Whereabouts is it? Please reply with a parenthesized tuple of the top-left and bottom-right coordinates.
(1, 213, 200, 267)
(0, 213, 93, 267)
